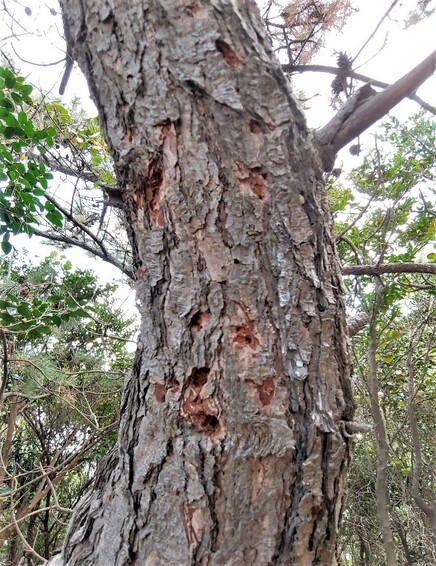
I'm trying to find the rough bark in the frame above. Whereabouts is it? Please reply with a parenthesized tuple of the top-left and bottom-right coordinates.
(54, 1, 355, 564)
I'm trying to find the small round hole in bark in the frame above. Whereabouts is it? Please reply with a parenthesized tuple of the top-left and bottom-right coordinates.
(190, 311, 208, 330)
(203, 415, 219, 430)
(249, 119, 262, 134)
(191, 367, 210, 387)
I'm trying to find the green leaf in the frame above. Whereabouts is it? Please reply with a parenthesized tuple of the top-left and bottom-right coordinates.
(47, 294, 64, 304)
(4, 126, 26, 138)
(17, 111, 28, 125)
(71, 308, 88, 318)
(1, 240, 12, 254)
(1, 148, 13, 161)
(17, 303, 33, 317)
(46, 209, 64, 228)
(0, 97, 14, 110)
(20, 84, 33, 97)
(8, 320, 35, 331)
(4, 75, 16, 89)
(50, 314, 62, 327)
(10, 92, 22, 104)
(0, 311, 17, 324)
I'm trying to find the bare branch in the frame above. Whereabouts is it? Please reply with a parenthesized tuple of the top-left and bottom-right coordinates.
(31, 227, 134, 280)
(407, 325, 436, 536)
(352, 0, 401, 64)
(0, 330, 9, 408)
(342, 263, 436, 276)
(284, 64, 436, 114)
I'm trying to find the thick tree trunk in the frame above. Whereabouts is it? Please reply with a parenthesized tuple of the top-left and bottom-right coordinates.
(55, 1, 354, 564)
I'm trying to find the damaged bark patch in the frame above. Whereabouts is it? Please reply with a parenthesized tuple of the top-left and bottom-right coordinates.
(248, 376, 275, 406)
(145, 153, 164, 227)
(189, 310, 209, 331)
(232, 323, 259, 350)
(215, 38, 245, 68)
(142, 121, 178, 228)
(161, 121, 178, 171)
(191, 367, 209, 387)
(181, 368, 220, 433)
(185, 4, 203, 17)
(249, 119, 263, 134)
(180, 501, 204, 548)
(234, 162, 269, 201)
(153, 383, 166, 403)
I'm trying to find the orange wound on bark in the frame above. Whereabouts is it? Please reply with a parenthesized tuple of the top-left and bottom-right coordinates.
(191, 367, 209, 387)
(234, 162, 268, 201)
(153, 383, 166, 403)
(248, 377, 275, 406)
(215, 39, 245, 68)
(145, 154, 164, 227)
(181, 368, 220, 433)
(249, 119, 263, 134)
(190, 311, 209, 330)
(186, 4, 200, 17)
(233, 323, 259, 350)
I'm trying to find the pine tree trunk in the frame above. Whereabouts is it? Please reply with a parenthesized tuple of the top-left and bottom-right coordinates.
(55, 1, 355, 563)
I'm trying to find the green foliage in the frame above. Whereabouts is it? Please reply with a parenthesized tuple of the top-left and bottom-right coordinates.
(0, 66, 61, 252)
(41, 98, 115, 187)
(333, 113, 436, 565)
(343, 295, 436, 565)
(332, 112, 435, 314)
(0, 252, 136, 561)
(0, 253, 98, 340)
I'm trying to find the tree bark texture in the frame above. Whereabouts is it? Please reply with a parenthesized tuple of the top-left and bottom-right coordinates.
(57, 1, 354, 564)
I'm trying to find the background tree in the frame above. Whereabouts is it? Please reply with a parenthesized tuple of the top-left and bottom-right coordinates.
(0, 253, 136, 564)
(330, 112, 435, 565)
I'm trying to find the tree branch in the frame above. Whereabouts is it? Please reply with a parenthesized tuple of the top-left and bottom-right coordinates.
(407, 327, 436, 530)
(347, 313, 369, 337)
(31, 227, 134, 280)
(316, 50, 436, 167)
(30, 150, 123, 206)
(284, 63, 436, 114)
(342, 263, 436, 276)
(0, 330, 8, 409)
